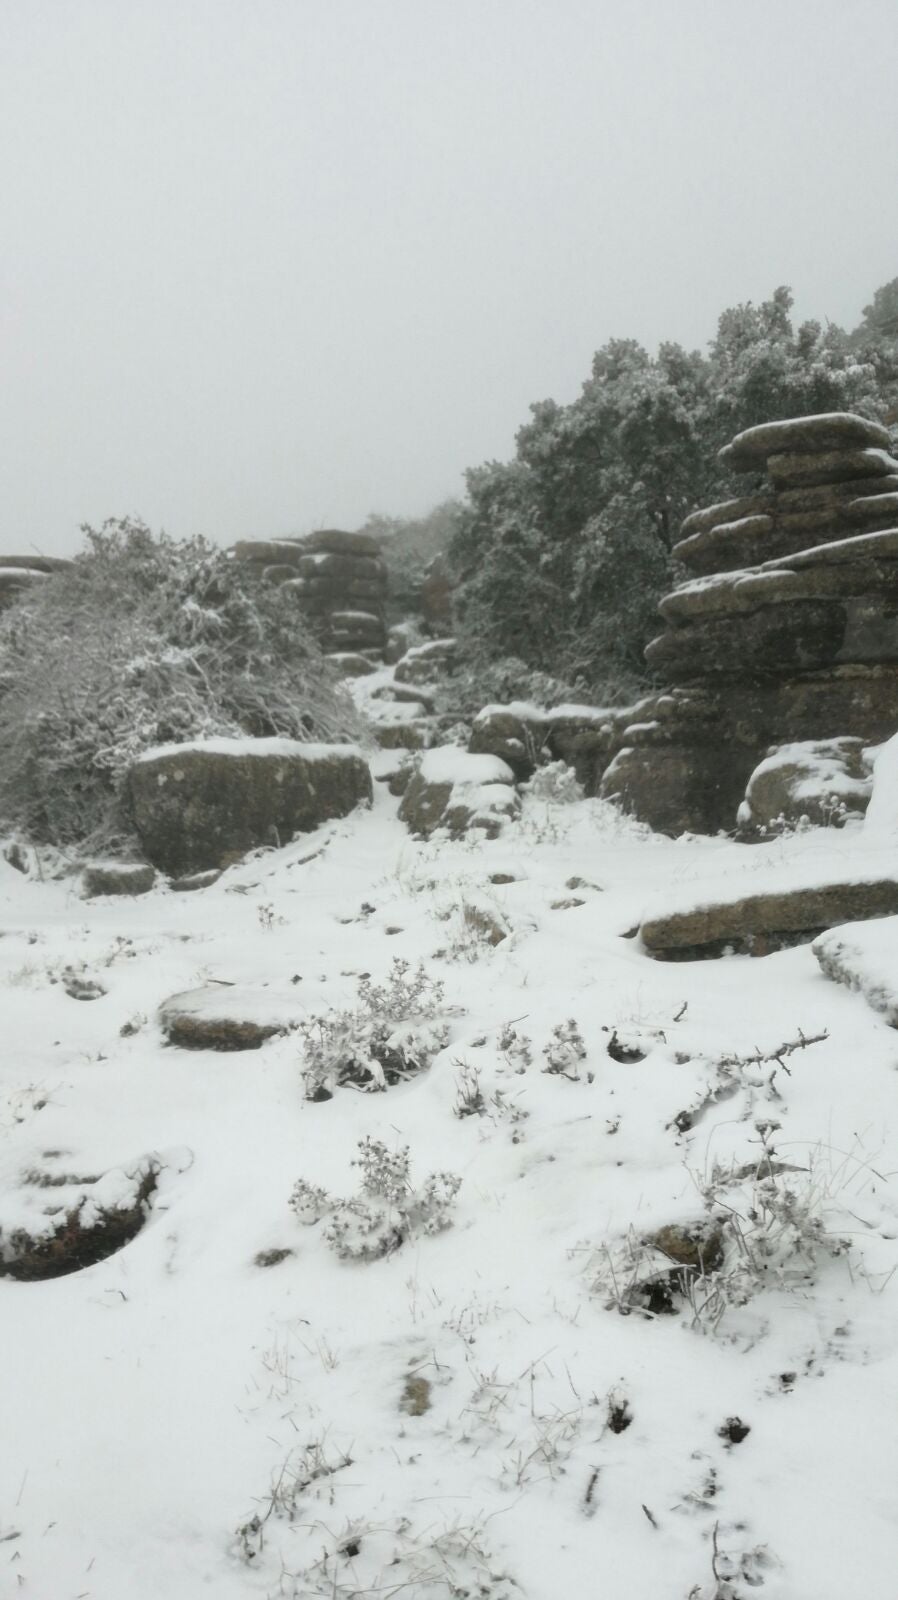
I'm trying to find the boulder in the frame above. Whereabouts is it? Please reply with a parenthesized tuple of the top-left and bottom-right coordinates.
(468, 705, 548, 779)
(399, 749, 518, 838)
(385, 623, 417, 665)
(720, 412, 892, 472)
(640, 874, 898, 959)
(81, 861, 157, 897)
(159, 986, 304, 1050)
(737, 738, 873, 832)
(231, 539, 305, 567)
(128, 738, 372, 875)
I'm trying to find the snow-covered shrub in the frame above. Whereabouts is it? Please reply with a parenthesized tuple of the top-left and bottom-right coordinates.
(542, 1019, 587, 1077)
(289, 1138, 461, 1263)
(0, 518, 363, 853)
(298, 958, 449, 1098)
(521, 759, 584, 805)
(590, 1155, 852, 1330)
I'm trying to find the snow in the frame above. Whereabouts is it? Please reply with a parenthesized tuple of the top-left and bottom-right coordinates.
(813, 916, 898, 1025)
(863, 731, 898, 836)
(2, 790, 898, 1598)
(417, 747, 514, 786)
(133, 737, 366, 764)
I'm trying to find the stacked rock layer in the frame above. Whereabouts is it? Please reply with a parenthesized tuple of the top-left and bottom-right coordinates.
(232, 529, 387, 660)
(0, 555, 71, 611)
(600, 412, 898, 833)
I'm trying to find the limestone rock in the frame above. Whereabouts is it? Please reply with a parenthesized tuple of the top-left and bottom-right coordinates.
(720, 412, 892, 472)
(394, 637, 458, 684)
(160, 986, 303, 1050)
(128, 737, 372, 875)
(469, 705, 548, 779)
(767, 447, 898, 490)
(646, 599, 848, 680)
(738, 739, 873, 832)
(0, 1159, 158, 1281)
(81, 861, 156, 897)
(399, 749, 517, 838)
(640, 875, 898, 959)
(680, 493, 775, 539)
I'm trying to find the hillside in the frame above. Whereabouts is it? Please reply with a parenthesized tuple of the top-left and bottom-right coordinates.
(2, 719, 897, 1600)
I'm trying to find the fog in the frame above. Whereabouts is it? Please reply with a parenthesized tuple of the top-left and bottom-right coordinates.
(2, 0, 897, 558)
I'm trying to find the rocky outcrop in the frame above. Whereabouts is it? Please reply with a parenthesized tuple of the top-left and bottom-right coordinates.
(605, 412, 898, 835)
(127, 737, 372, 875)
(232, 529, 387, 656)
(813, 918, 898, 1025)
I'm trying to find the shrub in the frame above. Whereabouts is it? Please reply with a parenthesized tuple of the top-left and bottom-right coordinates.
(290, 1138, 461, 1262)
(0, 518, 363, 854)
(298, 959, 450, 1099)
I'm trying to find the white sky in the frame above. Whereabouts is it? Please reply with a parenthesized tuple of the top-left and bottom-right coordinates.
(2, 0, 898, 557)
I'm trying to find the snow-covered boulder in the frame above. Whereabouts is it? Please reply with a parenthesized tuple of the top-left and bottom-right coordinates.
(399, 748, 518, 838)
(160, 986, 304, 1050)
(128, 737, 372, 875)
(738, 738, 873, 832)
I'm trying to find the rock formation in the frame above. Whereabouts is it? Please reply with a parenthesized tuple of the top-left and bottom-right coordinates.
(232, 529, 387, 660)
(600, 412, 898, 834)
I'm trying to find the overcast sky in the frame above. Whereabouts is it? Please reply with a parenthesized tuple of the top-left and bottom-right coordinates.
(2, 0, 897, 558)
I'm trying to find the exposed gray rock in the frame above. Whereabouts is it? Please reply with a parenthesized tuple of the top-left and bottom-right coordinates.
(399, 749, 517, 838)
(640, 875, 898, 959)
(128, 738, 372, 875)
(394, 637, 458, 684)
(720, 412, 892, 472)
(738, 738, 873, 832)
(767, 447, 898, 490)
(160, 986, 303, 1050)
(81, 862, 156, 897)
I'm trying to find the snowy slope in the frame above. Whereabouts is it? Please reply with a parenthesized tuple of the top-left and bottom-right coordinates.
(2, 787, 898, 1600)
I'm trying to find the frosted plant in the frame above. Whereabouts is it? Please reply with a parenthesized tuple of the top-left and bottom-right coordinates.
(289, 1138, 461, 1263)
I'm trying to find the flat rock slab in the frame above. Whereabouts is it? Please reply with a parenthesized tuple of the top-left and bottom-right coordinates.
(160, 986, 304, 1050)
(641, 875, 898, 959)
(721, 412, 892, 472)
(128, 738, 372, 875)
(813, 918, 898, 1025)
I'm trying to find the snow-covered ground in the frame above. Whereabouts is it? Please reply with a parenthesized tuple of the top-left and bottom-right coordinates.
(2, 783, 898, 1599)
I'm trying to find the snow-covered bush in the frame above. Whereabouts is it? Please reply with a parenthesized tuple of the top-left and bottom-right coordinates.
(298, 958, 450, 1098)
(290, 1138, 461, 1262)
(542, 1019, 587, 1077)
(521, 760, 584, 805)
(0, 518, 363, 853)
